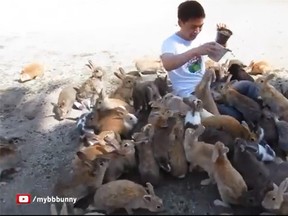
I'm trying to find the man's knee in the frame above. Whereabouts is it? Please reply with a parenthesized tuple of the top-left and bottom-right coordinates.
(216, 103, 244, 122)
(231, 80, 260, 101)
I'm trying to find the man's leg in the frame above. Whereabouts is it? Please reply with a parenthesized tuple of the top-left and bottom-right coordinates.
(216, 103, 244, 122)
(231, 80, 260, 101)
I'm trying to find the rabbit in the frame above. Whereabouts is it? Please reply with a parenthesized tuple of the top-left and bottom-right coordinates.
(150, 109, 178, 172)
(197, 127, 235, 160)
(261, 178, 288, 215)
(71, 143, 111, 172)
(95, 89, 134, 113)
(194, 68, 220, 115)
(76, 111, 95, 140)
(232, 138, 274, 207)
(273, 115, 288, 158)
(228, 63, 254, 82)
(183, 124, 216, 186)
(168, 116, 188, 178)
(201, 115, 258, 141)
(54, 155, 110, 198)
(110, 67, 140, 104)
(88, 180, 164, 215)
(212, 141, 248, 208)
(265, 160, 288, 186)
(51, 85, 78, 121)
(89, 106, 138, 139)
(0, 138, 21, 185)
(85, 60, 105, 79)
(153, 74, 170, 97)
(256, 73, 288, 121)
(19, 62, 44, 83)
(217, 79, 262, 124)
(79, 130, 121, 151)
(152, 93, 214, 119)
(134, 57, 165, 73)
(248, 60, 271, 75)
(258, 107, 279, 148)
(101, 139, 136, 183)
(132, 124, 160, 186)
(182, 97, 204, 128)
(132, 79, 162, 113)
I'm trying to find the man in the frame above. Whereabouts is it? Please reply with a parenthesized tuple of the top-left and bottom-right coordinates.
(160, 0, 260, 121)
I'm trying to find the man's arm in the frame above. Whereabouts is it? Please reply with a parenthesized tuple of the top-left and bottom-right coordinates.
(160, 48, 199, 72)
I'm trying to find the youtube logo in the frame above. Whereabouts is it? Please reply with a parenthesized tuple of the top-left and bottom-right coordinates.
(16, 194, 31, 204)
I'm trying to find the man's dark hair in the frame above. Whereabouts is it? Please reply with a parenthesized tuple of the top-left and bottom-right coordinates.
(178, 0, 205, 23)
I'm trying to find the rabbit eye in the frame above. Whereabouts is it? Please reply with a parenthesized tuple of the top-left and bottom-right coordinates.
(99, 162, 104, 166)
(128, 80, 131, 83)
(272, 197, 276, 201)
(156, 205, 161, 209)
(123, 143, 129, 147)
(130, 117, 133, 120)
(250, 137, 256, 141)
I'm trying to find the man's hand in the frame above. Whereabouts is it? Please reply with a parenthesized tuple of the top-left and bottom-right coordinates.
(217, 23, 228, 31)
(193, 42, 218, 56)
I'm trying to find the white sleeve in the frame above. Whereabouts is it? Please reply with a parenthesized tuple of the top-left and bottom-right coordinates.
(161, 38, 176, 55)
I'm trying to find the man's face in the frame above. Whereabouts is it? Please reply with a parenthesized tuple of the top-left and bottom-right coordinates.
(178, 18, 204, 41)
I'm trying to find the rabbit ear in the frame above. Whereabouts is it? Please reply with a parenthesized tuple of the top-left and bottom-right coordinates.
(114, 72, 124, 80)
(212, 147, 219, 163)
(60, 203, 68, 215)
(264, 73, 275, 83)
(50, 203, 58, 215)
(226, 74, 233, 83)
(118, 67, 126, 75)
(278, 178, 288, 196)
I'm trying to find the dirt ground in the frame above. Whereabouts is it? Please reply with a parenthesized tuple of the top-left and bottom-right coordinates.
(1, 0, 288, 215)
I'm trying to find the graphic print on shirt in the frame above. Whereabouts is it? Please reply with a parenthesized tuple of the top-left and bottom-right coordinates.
(187, 56, 202, 74)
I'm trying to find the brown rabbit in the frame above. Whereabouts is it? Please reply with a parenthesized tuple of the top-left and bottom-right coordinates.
(80, 130, 121, 150)
(54, 154, 110, 198)
(88, 180, 164, 215)
(201, 115, 258, 141)
(217, 80, 262, 123)
(110, 67, 140, 104)
(95, 89, 134, 113)
(19, 62, 44, 82)
(194, 68, 220, 115)
(150, 109, 177, 172)
(0, 138, 21, 185)
(72, 144, 111, 172)
(168, 117, 188, 178)
(134, 57, 165, 73)
(150, 93, 190, 115)
(248, 60, 271, 75)
(85, 60, 105, 79)
(212, 141, 248, 208)
(51, 86, 77, 121)
(256, 73, 288, 121)
(261, 178, 288, 215)
(132, 124, 160, 186)
(183, 125, 215, 185)
(101, 140, 136, 183)
(90, 106, 138, 138)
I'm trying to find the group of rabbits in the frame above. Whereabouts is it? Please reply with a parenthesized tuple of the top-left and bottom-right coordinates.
(48, 57, 288, 215)
(3, 56, 288, 215)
